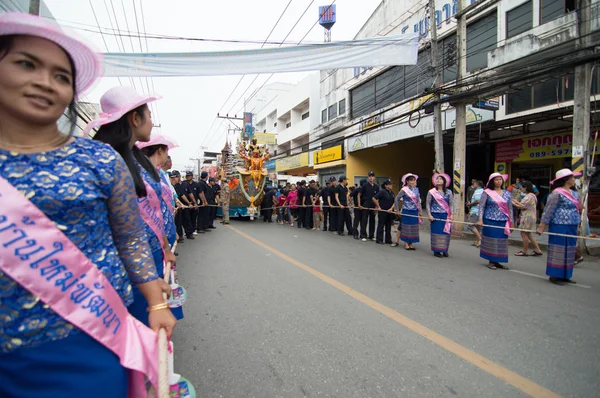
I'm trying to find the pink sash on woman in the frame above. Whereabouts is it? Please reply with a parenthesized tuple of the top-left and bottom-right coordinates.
(484, 189, 511, 235)
(428, 188, 452, 233)
(402, 186, 423, 224)
(554, 188, 581, 211)
(0, 177, 158, 398)
(158, 173, 174, 214)
(139, 180, 166, 244)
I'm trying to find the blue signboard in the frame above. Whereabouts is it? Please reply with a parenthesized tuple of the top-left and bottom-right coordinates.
(318, 5, 336, 30)
(264, 160, 276, 170)
(244, 112, 254, 136)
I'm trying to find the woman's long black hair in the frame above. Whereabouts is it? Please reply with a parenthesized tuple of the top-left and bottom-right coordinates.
(93, 104, 159, 197)
(552, 176, 570, 190)
(0, 35, 78, 136)
(486, 176, 504, 190)
(436, 175, 447, 190)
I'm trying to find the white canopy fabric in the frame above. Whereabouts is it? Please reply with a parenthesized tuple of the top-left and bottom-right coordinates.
(102, 34, 418, 77)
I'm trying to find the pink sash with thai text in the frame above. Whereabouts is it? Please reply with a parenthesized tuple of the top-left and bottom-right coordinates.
(139, 180, 166, 244)
(402, 186, 423, 224)
(428, 188, 452, 234)
(0, 177, 157, 398)
(555, 188, 581, 211)
(158, 172, 174, 214)
(484, 189, 511, 235)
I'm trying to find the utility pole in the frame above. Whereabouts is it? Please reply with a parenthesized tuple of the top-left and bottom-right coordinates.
(572, 0, 592, 252)
(451, 0, 468, 233)
(29, 0, 40, 15)
(429, 0, 444, 174)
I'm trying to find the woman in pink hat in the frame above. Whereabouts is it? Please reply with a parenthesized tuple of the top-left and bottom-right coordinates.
(537, 169, 582, 285)
(394, 173, 422, 250)
(427, 173, 454, 258)
(477, 173, 514, 270)
(0, 13, 173, 397)
(91, 86, 180, 326)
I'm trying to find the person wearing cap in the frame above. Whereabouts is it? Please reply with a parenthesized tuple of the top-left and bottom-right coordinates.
(350, 178, 367, 239)
(207, 177, 218, 228)
(335, 176, 353, 235)
(358, 171, 380, 242)
(321, 180, 332, 231)
(327, 176, 338, 232)
(476, 173, 514, 270)
(196, 171, 210, 232)
(395, 173, 422, 250)
(0, 13, 174, 396)
(296, 180, 307, 228)
(170, 170, 192, 241)
(305, 180, 318, 229)
(220, 176, 231, 224)
(427, 173, 454, 258)
(373, 180, 396, 244)
(537, 169, 582, 285)
(182, 171, 200, 235)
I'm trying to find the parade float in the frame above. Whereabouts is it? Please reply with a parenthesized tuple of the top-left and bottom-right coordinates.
(216, 138, 269, 219)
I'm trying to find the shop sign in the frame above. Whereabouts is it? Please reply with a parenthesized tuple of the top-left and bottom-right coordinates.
(254, 133, 276, 145)
(276, 152, 309, 172)
(359, 114, 384, 132)
(314, 145, 343, 164)
(369, 114, 434, 147)
(472, 97, 499, 111)
(495, 132, 600, 162)
(444, 106, 495, 129)
(348, 135, 368, 152)
(264, 159, 276, 170)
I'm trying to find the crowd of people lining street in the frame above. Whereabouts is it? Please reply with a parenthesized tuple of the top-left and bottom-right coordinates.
(259, 170, 585, 286)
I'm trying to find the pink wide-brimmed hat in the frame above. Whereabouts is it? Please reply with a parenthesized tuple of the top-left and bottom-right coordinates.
(432, 172, 451, 188)
(550, 168, 582, 184)
(136, 134, 179, 150)
(402, 173, 419, 185)
(84, 86, 161, 135)
(0, 12, 102, 96)
(487, 172, 508, 185)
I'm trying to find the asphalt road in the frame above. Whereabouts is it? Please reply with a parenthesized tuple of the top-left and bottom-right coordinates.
(172, 220, 600, 398)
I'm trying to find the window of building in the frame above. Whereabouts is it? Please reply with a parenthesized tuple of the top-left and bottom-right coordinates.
(350, 78, 375, 118)
(328, 104, 338, 120)
(286, 121, 292, 128)
(302, 111, 310, 120)
(466, 13, 497, 72)
(321, 109, 327, 123)
(507, 1, 533, 39)
(338, 99, 346, 115)
(540, 0, 576, 25)
(273, 122, 277, 127)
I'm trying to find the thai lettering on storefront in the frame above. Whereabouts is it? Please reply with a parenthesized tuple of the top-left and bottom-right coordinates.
(495, 133, 599, 162)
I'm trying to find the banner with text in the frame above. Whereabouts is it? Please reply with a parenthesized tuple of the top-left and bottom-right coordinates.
(314, 145, 343, 164)
(495, 132, 600, 162)
(276, 153, 309, 172)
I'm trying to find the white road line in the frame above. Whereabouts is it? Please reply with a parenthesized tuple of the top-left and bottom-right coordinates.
(509, 269, 592, 289)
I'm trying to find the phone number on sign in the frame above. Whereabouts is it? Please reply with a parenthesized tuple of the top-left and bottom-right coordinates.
(529, 148, 571, 158)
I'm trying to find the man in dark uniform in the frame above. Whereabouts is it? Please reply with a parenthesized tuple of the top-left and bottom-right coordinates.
(350, 178, 367, 239)
(183, 171, 199, 235)
(304, 180, 317, 229)
(321, 180, 331, 231)
(263, 187, 277, 222)
(296, 181, 306, 229)
(207, 177, 218, 229)
(335, 176, 352, 236)
(373, 180, 395, 244)
(359, 171, 380, 242)
(327, 177, 338, 232)
(172, 170, 195, 240)
(197, 171, 210, 232)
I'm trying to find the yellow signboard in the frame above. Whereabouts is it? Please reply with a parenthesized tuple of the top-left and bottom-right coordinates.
(496, 132, 600, 163)
(254, 133, 276, 145)
(276, 152, 309, 172)
(314, 145, 343, 164)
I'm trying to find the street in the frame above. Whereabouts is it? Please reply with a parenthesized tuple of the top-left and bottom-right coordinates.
(173, 221, 600, 398)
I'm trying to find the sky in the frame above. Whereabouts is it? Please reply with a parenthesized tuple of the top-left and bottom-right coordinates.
(34, 0, 383, 171)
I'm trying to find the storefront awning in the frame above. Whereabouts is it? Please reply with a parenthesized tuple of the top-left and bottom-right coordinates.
(279, 166, 316, 177)
(313, 159, 347, 170)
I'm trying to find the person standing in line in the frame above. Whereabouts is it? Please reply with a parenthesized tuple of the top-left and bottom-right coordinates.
(466, 180, 484, 247)
(328, 177, 338, 232)
(304, 180, 317, 229)
(513, 181, 543, 257)
(351, 178, 367, 239)
(206, 177, 218, 229)
(212, 177, 221, 226)
(171, 171, 189, 241)
(277, 188, 288, 224)
(286, 183, 298, 227)
(183, 171, 198, 235)
(297, 180, 307, 228)
(321, 180, 331, 231)
(197, 171, 210, 232)
(220, 176, 231, 224)
(537, 169, 582, 285)
(373, 180, 395, 244)
(477, 173, 514, 270)
(171, 170, 194, 239)
(313, 186, 322, 230)
(427, 173, 454, 258)
(335, 176, 353, 235)
(0, 15, 175, 395)
(358, 171, 380, 242)
(395, 173, 422, 250)
(466, 178, 477, 210)
(263, 187, 277, 223)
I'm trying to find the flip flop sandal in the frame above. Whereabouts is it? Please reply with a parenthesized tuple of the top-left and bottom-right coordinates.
(530, 251, 543, 256)
(391, 243, 399, 247)
(574, 257, 584, 265)
(487, 263, 497, 270)
(514, 251, 528, 257)
(496, 264, 510, 270)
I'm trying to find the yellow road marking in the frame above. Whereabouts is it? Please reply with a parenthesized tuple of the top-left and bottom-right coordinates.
(227, 224, 562, 398)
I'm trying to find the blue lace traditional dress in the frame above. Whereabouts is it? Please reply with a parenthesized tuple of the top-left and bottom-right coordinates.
(540, 190, 580, 279)
(426, 189, 454, 254)
(127, 162, 184, 324)
(395, 186, 421, 243)
(0, 137, 157, 397)
(478, 189, 514, 263)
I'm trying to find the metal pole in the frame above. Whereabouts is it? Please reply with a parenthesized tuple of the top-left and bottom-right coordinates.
(29, 0, 40, 15)
(429, 0, 444, 173)
(451, 0, 468, 233)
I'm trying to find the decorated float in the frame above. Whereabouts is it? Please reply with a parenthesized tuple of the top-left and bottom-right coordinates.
(216, 138, 269, 219)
